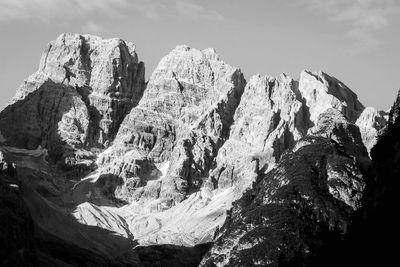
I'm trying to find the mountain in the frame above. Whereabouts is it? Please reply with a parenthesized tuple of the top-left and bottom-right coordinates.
(0, 33, 395, 266)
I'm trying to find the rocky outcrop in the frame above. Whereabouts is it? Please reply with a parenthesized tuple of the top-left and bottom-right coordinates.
(2, 32, 393, 266)
(355, 107, 387, 153)
(12, 33, 145, 148)
(201, 112, 368, 266)
(299, 70, 364, 124)
(98, 45, 245, 206)
(0, 81, 89, 160)
(308, 108, 369, 162)
(82, 69, 380, 249)
(207, 73, 308, 198)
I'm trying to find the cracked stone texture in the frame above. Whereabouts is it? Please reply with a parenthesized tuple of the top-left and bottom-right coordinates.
(201, 136, 367, 267)
(299, 70, 365, 124)
(0, 80, 90, 162)
(206, 73, 308, 200)
(78, 68, 379, 249)
(98, 45, 245, 206)
(0, 33, 391, 265)
(355, 107, 387, 153)
(13, 33, 145, 147)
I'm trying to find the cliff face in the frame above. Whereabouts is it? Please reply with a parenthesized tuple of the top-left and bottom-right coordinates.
(95, 45, 246, 207)
(355, 107, 388, 153)
(201, 109, 369, 266)
(0, 33, 394, 266)
(10, 33, 145, 149)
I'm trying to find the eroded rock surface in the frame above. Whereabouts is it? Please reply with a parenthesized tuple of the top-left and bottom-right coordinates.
(0, 81, 89, 159)
(299, 70, 364, 124)
(201, 126, 368, 266)
(97, 45, 245, 208)
(1, 33, 392, 266)
(207, 73, 308, 197)
(355, 107, 387, 153)
(11, 33, 145, 148)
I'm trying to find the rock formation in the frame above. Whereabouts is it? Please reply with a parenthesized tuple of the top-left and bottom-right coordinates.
(298, 70, 364, 124)
(200, 104, 369, 266)
(8, 33, 145, 149)
(0, 81, 90, 159)
(96, 44, 245, 208)
(355, 107, 387, 153)
(1, 33, 396, 266)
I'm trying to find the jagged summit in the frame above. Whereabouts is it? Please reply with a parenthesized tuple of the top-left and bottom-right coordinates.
(0, 33, 393, 266)
(5, 33, 145, 153)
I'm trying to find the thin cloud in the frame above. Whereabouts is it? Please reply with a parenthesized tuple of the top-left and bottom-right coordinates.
(296, 0, 400, 51)
(0, 0, 223, 23)
(0, 0, 129, 22)
(174, 0, 224, 21)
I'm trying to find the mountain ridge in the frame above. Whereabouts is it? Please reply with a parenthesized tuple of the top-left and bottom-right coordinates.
(0, 33, 393, 266)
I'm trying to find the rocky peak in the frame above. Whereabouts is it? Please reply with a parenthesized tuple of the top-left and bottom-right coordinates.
(355, 107, 388, 153)
(299, 70, 365, 124)
(208, 73, 307, 195)
(16, 33, 144, 100)
(1, 32, 393, 266)
(12, 33, 145, 147)
(139, 45, 244, 126)
(95, 44, 245, 207)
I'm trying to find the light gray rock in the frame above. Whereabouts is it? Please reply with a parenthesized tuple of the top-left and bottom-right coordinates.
(299, 70, 364, 124)
(208, 73, 307, 196)
(13, 33, 145, 147)
(99, 45, 245, 207)
(0, 80, 90, 158)
(2, 32, 389, 263)
(356, 107, 387, 153)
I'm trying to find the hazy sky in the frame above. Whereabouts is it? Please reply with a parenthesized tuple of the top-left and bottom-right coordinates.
(0, 0, 399, 110)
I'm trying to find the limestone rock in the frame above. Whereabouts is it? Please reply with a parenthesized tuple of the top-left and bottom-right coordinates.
(355, 107, 387, 153)
(299, 70, 364, 124)
(2, 32, 392, 266)
(99, 45, 245, 206)
(208, 73, 307, 196)
(13, 33, 145, 147)
(308, 108, 369, 161)
(139, 45, 245, 127)
(0, 80, 90, 162)
(201, 136, 367, 266)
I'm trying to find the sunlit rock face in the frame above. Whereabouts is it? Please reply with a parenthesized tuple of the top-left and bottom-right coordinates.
(98, 45, 246, 207)
(12, 33, 145, 148)
(207, 73, 308, 199)
(0, 33, 145, 173)
(1, 33, 393, 266)
(356, 107, 388, 153)
(76, 64, 382, 249)
(201, 114, 369, 266)
(299, 70, 365, 124)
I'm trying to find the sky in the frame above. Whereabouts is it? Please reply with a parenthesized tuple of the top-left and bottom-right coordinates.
(0, 0, 399, 110)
